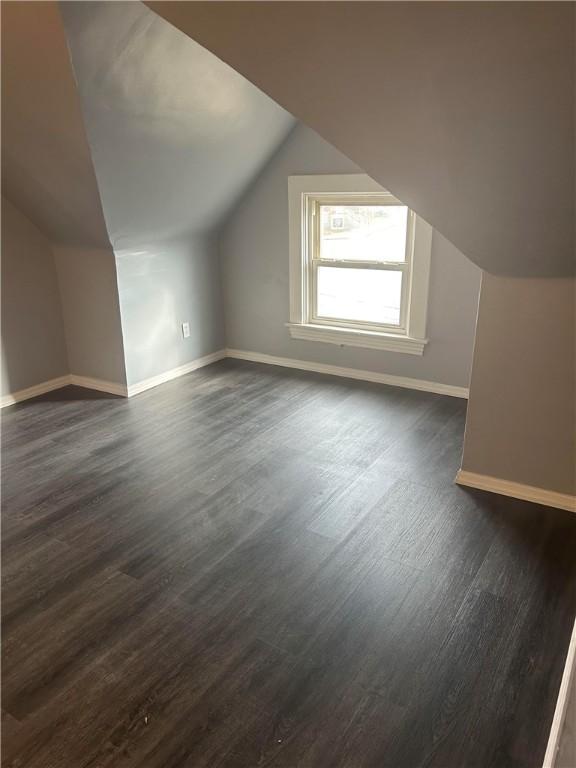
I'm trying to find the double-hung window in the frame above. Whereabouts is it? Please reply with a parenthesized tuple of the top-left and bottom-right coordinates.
(287, 175, 432, 354)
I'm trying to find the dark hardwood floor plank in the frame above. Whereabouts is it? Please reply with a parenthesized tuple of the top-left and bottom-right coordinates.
(306, 459, 400, 540)
(379, 587, 517, 768)
(2, 596, 254, 768)
(176, 517, 338, 643)
(355, 561, 481, 707)
(191, 448, 356, 530)
(2, 359, 575, 768)
(3, 568, 145, 719)
(373, 397, 468, 489)
(257, 512, 420, 656)
(118, 493, 267, 586)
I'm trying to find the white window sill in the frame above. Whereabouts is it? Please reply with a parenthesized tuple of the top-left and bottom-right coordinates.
(286, 323, 427, 355)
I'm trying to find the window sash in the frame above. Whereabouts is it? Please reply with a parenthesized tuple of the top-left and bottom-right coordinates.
(306, 198, 415, 334)
(312, 259, 408, 271)
(310, 263, 407, 333)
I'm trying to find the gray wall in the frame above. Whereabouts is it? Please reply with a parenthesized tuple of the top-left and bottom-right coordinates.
(1, 1, 127, 393)
(1, 197, 69, 396)
(58, 0, 290, 388)
(60, 0, 294, 248)
(220, 124, 482, 389)
(54, 246, 127, 385)
(461, 274, 575, 495)
(115, 237, 224, 387)
(148, 1, 574, 277)
(1, 1, 110, 248)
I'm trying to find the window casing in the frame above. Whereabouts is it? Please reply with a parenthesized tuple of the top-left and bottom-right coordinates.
(287, 175, 432, 355)
(309, 195, 413, 334)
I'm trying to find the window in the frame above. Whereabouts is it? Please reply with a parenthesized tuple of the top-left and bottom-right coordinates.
(287, 175, 432, 354)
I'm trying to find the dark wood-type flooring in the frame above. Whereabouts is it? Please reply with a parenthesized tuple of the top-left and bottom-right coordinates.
(2, 359, 576, 768)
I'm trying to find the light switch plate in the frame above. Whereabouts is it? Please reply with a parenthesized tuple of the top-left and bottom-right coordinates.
(182, 322, 190, 339)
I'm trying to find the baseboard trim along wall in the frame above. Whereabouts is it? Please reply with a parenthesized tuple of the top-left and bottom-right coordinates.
(68, 375, 128, 398)
(225, 348, 470, 398)
(0, 374, 129, 407)
(0, 375, 72, 408)
(543, 617, 576, 768)
(0, 351, 228, 407)
(1, 348, 468, 406)
(456, 470, 576, 513)
(126, 350, 227, 396)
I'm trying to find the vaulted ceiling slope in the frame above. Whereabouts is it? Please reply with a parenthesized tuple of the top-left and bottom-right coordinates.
(59, 1, 295, 249)
(146, 1, 575, 277)
(1, 1, 110, 249)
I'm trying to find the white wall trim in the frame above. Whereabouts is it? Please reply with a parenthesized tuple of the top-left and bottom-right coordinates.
(0, 373, 129, 407)
(126, 349, 227, 397)
(288, 174, 388, 326)
(1, 351, 228, 407)
(0, 375, 72, 408)
(1, 348, 465, 406)
(68, 375, 128, 398)
(543, 618, 576, 768)
(455, 470, 576, 513)
(226, 348, 469, 398)
(286, 322, 427, 355)
(287, 173, 432, 353)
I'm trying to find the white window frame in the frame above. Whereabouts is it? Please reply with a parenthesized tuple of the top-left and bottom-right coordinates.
(287, 174, 432, 355)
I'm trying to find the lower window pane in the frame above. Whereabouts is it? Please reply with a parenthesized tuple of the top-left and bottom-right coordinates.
(316, 266, 402, 326)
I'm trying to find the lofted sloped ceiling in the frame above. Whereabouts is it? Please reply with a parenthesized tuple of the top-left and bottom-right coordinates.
(145, 1, 575, 277)
(59, 1, 295, 249)
(1, 1, 110, 248)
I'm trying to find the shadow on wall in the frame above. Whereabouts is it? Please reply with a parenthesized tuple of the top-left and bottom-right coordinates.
(1, 349, 14, 402)
(1, 197, 129, 400)
(0, 197, 69, 399)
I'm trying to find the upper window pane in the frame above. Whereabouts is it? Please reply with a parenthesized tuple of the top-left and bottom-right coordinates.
(319, 204, 408, 263)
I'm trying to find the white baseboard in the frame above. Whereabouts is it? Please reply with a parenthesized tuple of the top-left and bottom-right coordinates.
(455, 470, 576, 513)
(127, 350, 226, 397)
(1, 351, 227, 408)
(68, 375, 128, 398)
(543, 618, 576, 768)
(1, 374, 127, 407)
(0, 349, 469, 405)
(0, 375, 72, 408)
(225, 348, 469, 398)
